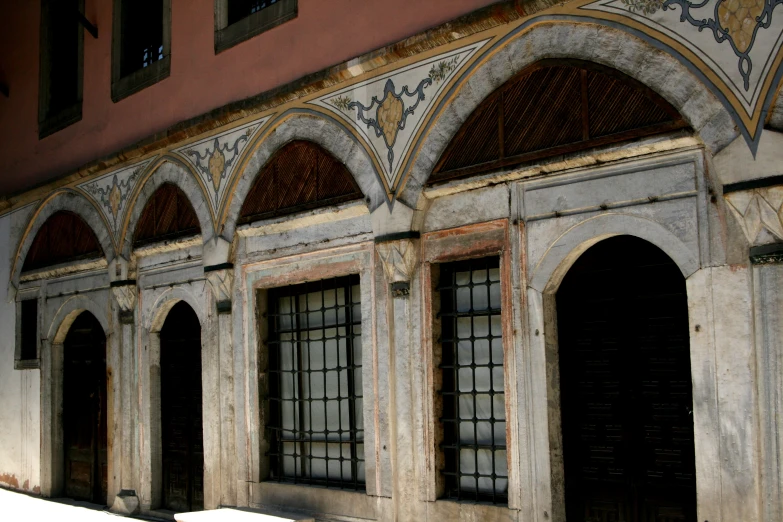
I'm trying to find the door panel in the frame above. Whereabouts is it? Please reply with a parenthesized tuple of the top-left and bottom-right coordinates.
(558, 236, 696, 522)
(160, 302, 203, 512)
(63, 312, 108, 505)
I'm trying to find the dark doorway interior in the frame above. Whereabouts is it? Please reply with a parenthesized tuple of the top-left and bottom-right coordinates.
(160, 301, 204, 512)
(557, 236, 696, 522)
(63, 311, 108, 504)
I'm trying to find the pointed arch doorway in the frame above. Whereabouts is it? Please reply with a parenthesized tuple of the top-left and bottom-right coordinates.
(557, 236, 697, 521)
(63, 311, 108, 504)
(160, 301, 204, 512)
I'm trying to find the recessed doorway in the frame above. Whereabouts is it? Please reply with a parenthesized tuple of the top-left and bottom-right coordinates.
(160, 301, 204, 512)
(557, 236, 696, 521)
(63, 311, 108, 505)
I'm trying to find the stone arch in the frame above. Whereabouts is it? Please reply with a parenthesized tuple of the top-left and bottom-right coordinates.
(49, 295, 111, 344)
(221, 111, 382, 240)
(10, 190, 115, 295)
(121, 158, 214, 259)
(529, 213, 699, 294)
(145, 287, 207, 333)
(399, 21, 738, 206)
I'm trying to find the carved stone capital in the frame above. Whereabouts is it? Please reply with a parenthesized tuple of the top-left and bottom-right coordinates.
(725, 186, 783, 246)
(110, 280, 137, 324)
(375, 237, 419, 297)
(205, 263, 234, 314)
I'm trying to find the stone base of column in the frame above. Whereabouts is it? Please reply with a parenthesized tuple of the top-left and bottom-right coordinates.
(110, 489, 140, 515)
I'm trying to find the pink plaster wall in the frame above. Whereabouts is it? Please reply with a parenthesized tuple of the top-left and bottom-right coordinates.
(0, 0, 498, 196)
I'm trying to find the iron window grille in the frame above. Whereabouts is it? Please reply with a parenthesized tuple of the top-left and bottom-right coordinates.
(438, 257, 508, 504)
(266, 275, 365, 490)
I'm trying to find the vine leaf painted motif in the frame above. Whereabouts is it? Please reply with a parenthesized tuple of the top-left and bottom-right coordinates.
(580, 0, 783, 147)
(173, 117, 270, 212)
(310, 38, 492, 199)
(78, 159, 152, 237)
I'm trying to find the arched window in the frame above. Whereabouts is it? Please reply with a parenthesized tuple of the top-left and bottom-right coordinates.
(238, 140, 363, 225)
(430, 60, 688, 184)
(133, 183, 200, 247)
(23, 211, 103, 272)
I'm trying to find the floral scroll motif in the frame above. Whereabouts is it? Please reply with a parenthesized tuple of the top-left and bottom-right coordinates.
(80, 160, 150, 236)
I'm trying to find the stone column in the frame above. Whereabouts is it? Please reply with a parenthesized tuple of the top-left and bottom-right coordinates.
(205, 263, 237, 508)
(109, 279, 140, 515)
(375, 235, 419, 521)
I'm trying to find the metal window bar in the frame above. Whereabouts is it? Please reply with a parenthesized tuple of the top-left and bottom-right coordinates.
(266, 275, 365, 490)
(438, 257, 508, 504)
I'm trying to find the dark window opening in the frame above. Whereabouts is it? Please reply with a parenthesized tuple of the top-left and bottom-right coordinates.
(227, 0, 280, 25)
(430, 60, 689, 184)
(238, 140, 363, 225)
(38, 0, 83, 137)
(438, 257, 508, 504)
(266, 275, 365, 490)
(22, 211, 103, 272)
(133, 183, 201, 248)
(120, 0, 164, 78)
(20, 299, 39, 362)
(215, 0, 297, 53)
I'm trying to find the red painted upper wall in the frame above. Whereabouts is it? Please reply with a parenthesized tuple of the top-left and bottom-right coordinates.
(0, 0, 498, 197)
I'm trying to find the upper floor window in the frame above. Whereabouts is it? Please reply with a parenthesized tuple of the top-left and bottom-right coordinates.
(38, 0, 84, 138)
(437, 257, 508, 503)
(215, 0, 297, 53)
(111, 0, 171, 102)
(265, 275, 365, 489)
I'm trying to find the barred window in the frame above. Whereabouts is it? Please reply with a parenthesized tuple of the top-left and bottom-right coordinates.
(266, 275, 364, 489)
(438, 257, 508, 503)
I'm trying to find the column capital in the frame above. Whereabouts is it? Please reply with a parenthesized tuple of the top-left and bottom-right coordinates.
(375, 235, 420, 297)
(110, 279, 137, 324)
(205, 263, 234, 314)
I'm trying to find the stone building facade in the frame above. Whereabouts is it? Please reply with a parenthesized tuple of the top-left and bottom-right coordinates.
(1, 1, 783, 521)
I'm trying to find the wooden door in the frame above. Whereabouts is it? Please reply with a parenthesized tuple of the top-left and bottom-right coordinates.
(63, 311, 108, 504)
(160, 302, 204, 512)
(557, 236, 696, 522)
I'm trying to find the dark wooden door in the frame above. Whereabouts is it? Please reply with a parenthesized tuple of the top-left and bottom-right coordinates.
(160, 302, 204, 512)
(63, 311, 108, 504)
(557, 236, 696, 522)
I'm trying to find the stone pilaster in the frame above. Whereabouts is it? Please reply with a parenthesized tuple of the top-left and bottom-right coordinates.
(109, 279, 140, 515)
(374, 234, 420, 520)
(204, 263, 237, 507)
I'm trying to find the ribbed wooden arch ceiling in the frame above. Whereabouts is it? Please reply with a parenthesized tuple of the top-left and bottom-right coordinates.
(429, 59, 689, 184)
(22, 211, 103, 272)
(239, 140, 363, 225)
(133, 183, 200, 247)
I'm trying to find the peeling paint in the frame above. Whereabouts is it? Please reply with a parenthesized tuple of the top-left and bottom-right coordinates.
(0, 473, 19, 489)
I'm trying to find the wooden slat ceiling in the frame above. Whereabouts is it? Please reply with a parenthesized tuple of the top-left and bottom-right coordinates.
(239, 140, 363, 224)
(22, 211, 103, 272)
(133, 183, 200, 247)
(430, 59, 689, 184)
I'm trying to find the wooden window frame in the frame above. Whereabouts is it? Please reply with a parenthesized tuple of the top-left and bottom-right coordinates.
(38, 0, 85, 139)
(214, 0, 297, 54)
(111, 0, 172, 103)
(15, 293, 41, 370)
(420, 219, 519, 509)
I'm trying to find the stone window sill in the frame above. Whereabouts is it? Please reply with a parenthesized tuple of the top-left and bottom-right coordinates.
(15, 359, 41, 370)
(39, 102, 82, 139)
(215, 0, 297, 54)
(111, 55, 171, 103)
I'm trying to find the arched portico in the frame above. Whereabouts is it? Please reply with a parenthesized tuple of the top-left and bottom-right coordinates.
(120, 159, 214, 261)
(10, 191, 115, 299)
(399, 22, 738, 207)
(220, 111, 381, 241)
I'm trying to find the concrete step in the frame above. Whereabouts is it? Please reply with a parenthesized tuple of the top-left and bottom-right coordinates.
(174, 507, 314, 522)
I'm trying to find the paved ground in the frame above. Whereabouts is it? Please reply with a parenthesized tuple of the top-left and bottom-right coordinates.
(0, 488, 156, 521)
